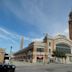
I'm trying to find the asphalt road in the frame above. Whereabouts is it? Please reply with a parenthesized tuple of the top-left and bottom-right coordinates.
(15, 63, 72, 72)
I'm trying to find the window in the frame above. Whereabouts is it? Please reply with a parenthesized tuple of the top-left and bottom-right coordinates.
(69, 56, 72, 62)
(37, 48, 44, 52)
(49, 42, 51, 47)
(49, 49, 51, 53)
(56, 43, 71, 54)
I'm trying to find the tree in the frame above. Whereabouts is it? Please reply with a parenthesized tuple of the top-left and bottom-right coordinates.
(52, 50, 67, 63)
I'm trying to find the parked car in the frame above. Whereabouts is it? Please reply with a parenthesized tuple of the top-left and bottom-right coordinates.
(0, 53, 16, 72)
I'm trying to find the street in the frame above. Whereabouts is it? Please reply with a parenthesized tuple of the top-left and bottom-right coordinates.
(15, 63, 72, 72)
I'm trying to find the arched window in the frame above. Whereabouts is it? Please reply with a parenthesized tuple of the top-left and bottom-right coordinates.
(56, 43, 71, 54)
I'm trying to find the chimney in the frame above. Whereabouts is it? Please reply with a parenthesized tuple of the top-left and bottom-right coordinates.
(20, 36, 24, 49)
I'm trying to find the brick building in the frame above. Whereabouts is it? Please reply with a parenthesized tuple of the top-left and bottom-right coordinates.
(0, 48, 5, 63)
(14, 34, 72, 64)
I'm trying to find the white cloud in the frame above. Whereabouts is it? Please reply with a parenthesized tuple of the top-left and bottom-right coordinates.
(2, 0, 69, 38)
(0, 27, 43, 43)
(0, 27, 19, 43)
(0, 27, 10, 35)
(63, 28, 69, 38)
(0, 34, 14, 42)
(64, 28, 69, 34)
(0, 27, 19, 39)
(0, 27, 39, 52)
(3, 0, 68, 36)
(2, 0, 52, 33)
(32, 37, 43, 41)
(56, 28, 69, 38)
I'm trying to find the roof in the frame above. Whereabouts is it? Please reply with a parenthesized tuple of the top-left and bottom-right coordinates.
(14, 47, 28, 55)
(55, 34, 67, 39)
(44, 34, 53, 40)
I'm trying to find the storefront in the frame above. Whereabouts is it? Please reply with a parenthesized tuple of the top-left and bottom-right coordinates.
(37, 55, 43, 63)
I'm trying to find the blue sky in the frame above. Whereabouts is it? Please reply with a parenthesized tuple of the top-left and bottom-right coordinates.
(0, 0, 72, 53)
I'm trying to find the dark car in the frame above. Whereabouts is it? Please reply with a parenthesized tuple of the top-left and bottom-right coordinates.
(0, 64, 16, 72)
(0, 53, 16, 72)
(4, 64, 16, 72)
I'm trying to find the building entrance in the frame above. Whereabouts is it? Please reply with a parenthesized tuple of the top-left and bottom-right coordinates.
(37, 57, 43, 63)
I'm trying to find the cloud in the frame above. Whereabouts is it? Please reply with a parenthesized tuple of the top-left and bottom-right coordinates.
(0, 27, 10, 35)
(63, 28, 69, 38)
(0, 27, 69, 46)
(55, 28, 69, 38)
(0, 27, 19, 43)
(0, 27, 43, 44)
(2, 0, 53, 33)
(0, 27, 33, 51)
(0, 27, 19, 39)
(32, 37, 43, 41)
(0, 27, 40, 53)
(64, 28, 69, 34)
(2, 0, 69, 37)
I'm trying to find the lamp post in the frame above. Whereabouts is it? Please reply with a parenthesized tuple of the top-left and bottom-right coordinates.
(10, 46, 12, 64)
(10, 46, 12, 54)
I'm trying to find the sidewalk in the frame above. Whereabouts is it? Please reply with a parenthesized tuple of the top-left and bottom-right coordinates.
(12, 61, 72, 67)
(12, 61, 47, 66)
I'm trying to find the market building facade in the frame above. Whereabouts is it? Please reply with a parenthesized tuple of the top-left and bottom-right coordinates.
(14, 34, 72, 64)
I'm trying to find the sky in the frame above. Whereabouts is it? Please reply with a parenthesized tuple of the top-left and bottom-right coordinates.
(0, 0, 72, 53)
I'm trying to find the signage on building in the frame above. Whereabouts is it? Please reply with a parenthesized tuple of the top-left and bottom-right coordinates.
(37, 55, 43, 59)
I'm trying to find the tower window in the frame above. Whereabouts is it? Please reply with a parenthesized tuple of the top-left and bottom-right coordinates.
(49, 42, 51, 47)
(49, 49, 51, 53)
(37, 48, 44, 52)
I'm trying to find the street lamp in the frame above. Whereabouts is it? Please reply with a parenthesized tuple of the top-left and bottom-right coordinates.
(10, 46, 13, 64)
(10, 46, 12, 54)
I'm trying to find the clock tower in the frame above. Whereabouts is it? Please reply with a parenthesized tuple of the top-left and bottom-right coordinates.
(69, 11, 72, 40)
